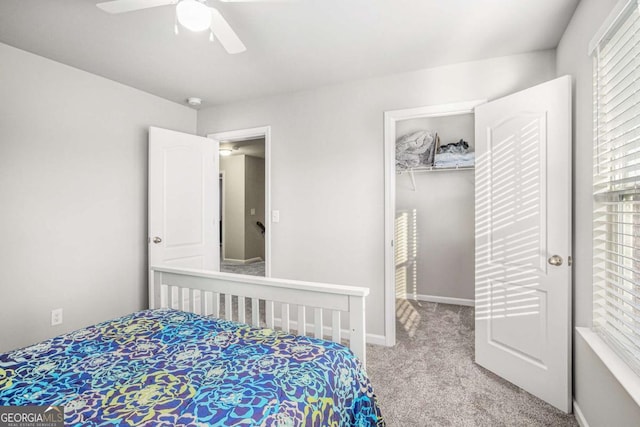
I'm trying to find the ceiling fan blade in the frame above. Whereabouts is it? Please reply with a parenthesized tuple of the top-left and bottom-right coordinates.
(96, 0, 176, 14)
(209, 8, 246, 54)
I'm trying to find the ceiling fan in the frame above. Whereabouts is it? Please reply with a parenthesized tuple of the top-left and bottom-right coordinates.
(96, 0, 259, 54)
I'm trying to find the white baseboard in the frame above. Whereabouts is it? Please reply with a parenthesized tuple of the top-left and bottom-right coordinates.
(222, 257, 263, 265)
(412, 293, 475, 307)
(366, 333, 387, 346)
(573, 400, 589, 427)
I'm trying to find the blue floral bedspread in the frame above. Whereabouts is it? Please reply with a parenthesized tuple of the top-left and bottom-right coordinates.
(0, 309, 383, 426)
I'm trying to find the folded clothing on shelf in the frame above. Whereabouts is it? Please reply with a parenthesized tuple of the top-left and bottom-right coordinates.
(438, 139, 469, 154)
(434, 151, 475, 168)
(396, 130, 436, 169)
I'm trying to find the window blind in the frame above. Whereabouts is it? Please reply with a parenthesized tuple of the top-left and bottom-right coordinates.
(593, 0, 640, 376)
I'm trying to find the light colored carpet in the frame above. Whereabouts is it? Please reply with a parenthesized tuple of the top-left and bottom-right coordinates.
(220, 260, 265, 276)
(366, 299, 578, 426)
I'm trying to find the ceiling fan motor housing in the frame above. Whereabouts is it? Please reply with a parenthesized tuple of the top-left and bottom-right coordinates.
(176, 0, 211, 32)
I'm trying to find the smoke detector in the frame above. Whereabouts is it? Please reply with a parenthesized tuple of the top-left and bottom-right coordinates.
(186, 97, 202, 107)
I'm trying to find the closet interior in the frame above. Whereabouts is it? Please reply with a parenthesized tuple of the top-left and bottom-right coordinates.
(394, 109, 476, 306)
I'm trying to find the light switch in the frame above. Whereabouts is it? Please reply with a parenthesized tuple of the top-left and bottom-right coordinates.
(250, 208, 255, 216)
(272, 210, 280, 223)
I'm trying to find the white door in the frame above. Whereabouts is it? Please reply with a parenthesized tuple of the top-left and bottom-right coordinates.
(474, 76, 572, 412)
(148, 126, 219, 271)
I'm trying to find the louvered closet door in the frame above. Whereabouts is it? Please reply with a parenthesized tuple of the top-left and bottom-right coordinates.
(474, 76, 572, 413)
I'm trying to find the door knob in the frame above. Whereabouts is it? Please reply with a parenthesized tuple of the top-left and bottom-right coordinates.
(153, 237, 162, 244)
(548, 255, 563, 266)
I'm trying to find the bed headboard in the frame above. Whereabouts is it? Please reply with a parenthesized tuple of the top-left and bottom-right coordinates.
(150, 266, 370, 365)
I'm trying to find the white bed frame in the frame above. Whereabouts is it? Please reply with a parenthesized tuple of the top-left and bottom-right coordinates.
(150, 266, 370, 365)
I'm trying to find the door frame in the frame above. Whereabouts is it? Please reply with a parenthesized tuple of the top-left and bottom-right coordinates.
(383, 100, 486, 346)
(208, 125, 272, 277)
(219, 171, 225, 259)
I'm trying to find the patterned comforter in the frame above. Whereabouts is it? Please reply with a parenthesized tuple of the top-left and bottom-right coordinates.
(0, 309, 383, 426)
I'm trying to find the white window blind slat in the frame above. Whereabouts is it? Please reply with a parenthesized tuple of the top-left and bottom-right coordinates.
(594, 250, 640, 266)
(594, 230, 640, 246)
(595, 301, 640, 334)
(595, 269, 640, 293)
(594, 185, 640, 197)
(594, 209, 640, 217)
(593, 0, 640, 377)
(595, 142, 640, 167)
(601, 28, 639, 75)
(594, 257, 640, 278)
(601, 66, 638, 101)
(595, 111, 640, 142)
(593, 321, 640, 369)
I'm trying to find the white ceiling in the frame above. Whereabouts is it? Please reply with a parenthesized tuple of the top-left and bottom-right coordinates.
(0, 0, 579, 107)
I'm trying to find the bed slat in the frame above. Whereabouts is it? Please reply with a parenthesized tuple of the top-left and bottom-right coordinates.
(298, 306, 306, 336)
(171, 286, 179, 310)
(314, 308, 323, 339)
(281, 303, 290, 333)
(251, 298, 260, 327)
(212, 292, 220, 318)
(191, 290, 199, 314)
(266, 301, 274, 329)
(224, 294, 232, 321)
(332, 310, 341, 343)
(201, 291, 209, 315)
(238, 296, 246, 323)
(152, 272, 163, 309)
(182, 288, 190, 312)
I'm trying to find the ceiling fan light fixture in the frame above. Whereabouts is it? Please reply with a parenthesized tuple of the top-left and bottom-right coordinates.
(176, 0, 211, 32)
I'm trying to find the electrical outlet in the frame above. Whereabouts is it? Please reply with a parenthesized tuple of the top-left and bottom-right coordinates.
(51, 308, 63, 326)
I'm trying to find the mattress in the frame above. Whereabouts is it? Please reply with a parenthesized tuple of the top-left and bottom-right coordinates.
(0, 309, 383, 426)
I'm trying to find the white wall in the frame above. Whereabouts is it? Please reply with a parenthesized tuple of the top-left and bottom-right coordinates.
(220, 155, 246, 261)
(197, 50, 557, 337)
(395, 115, 475, 302)
(0, 43, 196, 353)
(556, 0, 640, 424)
(245, 155, 266, 261)
(220, 154, 265, 263)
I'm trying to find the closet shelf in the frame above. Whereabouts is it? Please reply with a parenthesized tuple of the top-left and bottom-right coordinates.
(397, 165, 474, 174)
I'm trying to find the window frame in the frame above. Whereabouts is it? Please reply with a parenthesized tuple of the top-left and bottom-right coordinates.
(591, 0, 640, 378)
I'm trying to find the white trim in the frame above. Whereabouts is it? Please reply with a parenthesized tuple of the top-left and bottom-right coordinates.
(573, 400, 589, 427)
(576, 327, 640, 407)
(365, 333, 387, 346)
(152, 265, 369, 297)
(413, 293, 475, 307)
(219, 171, 226, 262)
(208, 126, 272, 277)
(383, 100, 486, 347)
(588, 0, 636, 55)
